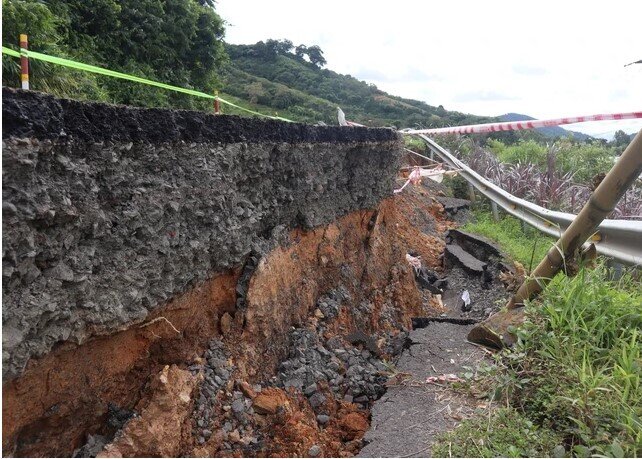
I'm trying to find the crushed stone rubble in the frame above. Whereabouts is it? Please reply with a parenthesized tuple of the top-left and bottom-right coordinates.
(274, 328, 389, 408)
(182, 321, 410, 456)
(190, 339, 238, 447)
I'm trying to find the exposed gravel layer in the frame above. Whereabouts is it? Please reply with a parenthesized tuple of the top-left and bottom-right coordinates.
(274, 328, 390, 410)
(191, 339, 236, 445)
(180, 325, 409, 457)
(2, 90, 401, 380)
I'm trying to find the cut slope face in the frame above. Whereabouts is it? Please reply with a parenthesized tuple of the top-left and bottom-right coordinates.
(2, 88, 399, 381)
(3, 89, 436, 457)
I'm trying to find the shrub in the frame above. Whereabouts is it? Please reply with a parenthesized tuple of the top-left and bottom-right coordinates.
(490, 139, 548, 166)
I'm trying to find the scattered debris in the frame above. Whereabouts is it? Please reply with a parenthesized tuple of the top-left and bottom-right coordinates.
(461, 290, 471, 312)
(499, 261, 526, 292)
(407, 252, 448, 294)
(425, 374, 464, 385)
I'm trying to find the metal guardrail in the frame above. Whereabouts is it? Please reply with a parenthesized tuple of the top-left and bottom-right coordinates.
(415, 134, 642, 265)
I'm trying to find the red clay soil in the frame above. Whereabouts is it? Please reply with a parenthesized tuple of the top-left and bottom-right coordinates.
(98, 365, 200, 457)
(188, 383, 372, 458)
(3, 186, 451, 457)
(2, 269, 240, 457)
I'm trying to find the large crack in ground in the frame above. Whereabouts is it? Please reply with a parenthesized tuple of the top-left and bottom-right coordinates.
(358, 181, 515, 457)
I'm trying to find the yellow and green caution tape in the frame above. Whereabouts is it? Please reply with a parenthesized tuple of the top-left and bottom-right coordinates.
(2, 46, 293, 122)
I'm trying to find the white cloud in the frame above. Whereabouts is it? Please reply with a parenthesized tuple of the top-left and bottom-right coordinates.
(216, 0, 642, 137)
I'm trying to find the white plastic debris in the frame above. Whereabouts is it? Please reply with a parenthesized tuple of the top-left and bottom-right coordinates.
(405, 253, 422, 274)
(461, 290, 471, 307)
(337, 107, 348, 126)
(425, 373, 463, 384)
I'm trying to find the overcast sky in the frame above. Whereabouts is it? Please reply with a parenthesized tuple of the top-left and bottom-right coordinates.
(217, 0, 642, 139)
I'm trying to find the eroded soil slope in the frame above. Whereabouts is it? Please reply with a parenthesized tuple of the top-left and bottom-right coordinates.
(4, 184, 456, 457)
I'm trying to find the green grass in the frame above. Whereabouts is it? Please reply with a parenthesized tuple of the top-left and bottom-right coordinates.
(432, 407, 562, 457)
(433, 263, 642, 457)
(404, 135, 429, 153)
(462, 209, 552, 270)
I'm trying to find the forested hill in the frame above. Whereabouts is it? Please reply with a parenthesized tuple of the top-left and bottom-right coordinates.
(222, 41, 494, 128)
(0, 2, 545, 131)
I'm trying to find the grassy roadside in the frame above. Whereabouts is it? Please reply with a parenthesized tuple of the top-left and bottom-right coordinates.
(462, 209, 552, 271)
(434, 211, 642, 457)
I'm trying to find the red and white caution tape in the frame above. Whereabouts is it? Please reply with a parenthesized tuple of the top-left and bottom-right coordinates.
(404, 111, 642, 135)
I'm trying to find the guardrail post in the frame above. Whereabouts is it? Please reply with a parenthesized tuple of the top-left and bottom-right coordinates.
(491, 201, 499, 221)
(608, 260, 624, 281)
(467, 183, 476, 202)
(20, 34, 29, 90)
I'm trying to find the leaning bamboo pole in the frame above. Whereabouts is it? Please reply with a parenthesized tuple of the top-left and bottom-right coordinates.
(468, 130, 642, 348)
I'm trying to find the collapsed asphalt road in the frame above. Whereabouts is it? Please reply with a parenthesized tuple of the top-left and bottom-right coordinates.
(358, 181, 513, 457)
(358, 321, 485, 458)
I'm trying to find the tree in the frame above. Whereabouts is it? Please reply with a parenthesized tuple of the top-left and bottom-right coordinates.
(2, 0, 227, 109)
(294, 44, 307, 60)
(274, 39, 293, 55)
(306, 45, 326, 68)
(613, 130, 631, 148)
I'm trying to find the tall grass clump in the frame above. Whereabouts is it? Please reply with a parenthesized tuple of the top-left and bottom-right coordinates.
(448, 138, 642, 219)
(435, 263, 642, 457)
(511, 264, 642, 456)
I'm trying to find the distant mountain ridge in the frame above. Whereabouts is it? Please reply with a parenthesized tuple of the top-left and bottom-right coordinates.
(499, 113, 592, 140)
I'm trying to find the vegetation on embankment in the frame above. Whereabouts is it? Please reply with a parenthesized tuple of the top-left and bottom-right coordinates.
(223, 42, 493, 127)
(2, 0, 227, 111)
(462, 210, 552, 271)
(433, 218, 642, 457)
(438, 133, 641, 219)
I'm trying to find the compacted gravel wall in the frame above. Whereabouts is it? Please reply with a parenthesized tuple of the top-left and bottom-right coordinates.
(2, 88, 401, 381)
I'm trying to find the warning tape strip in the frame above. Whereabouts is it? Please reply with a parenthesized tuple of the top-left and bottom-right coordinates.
(2, 46, 294, 122)
(4, 47, 640, 134)
(404, 112, 642, 135)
